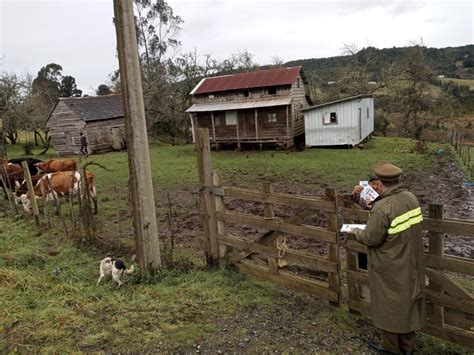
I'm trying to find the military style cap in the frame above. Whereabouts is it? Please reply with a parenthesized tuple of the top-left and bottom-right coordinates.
(373, 162, 402, 183)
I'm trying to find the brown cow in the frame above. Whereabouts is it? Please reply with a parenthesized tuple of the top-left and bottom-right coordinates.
(0, 161, 23, 199)
(20, 171, 97, 214)
(35, 159, 77, 173)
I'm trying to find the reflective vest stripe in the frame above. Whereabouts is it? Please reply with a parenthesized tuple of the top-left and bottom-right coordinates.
(390, 207, 422, 228)
(388, 209, 423, 235)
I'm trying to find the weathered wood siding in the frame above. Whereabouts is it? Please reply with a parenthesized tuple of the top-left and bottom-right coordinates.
(196, 106, 290, 144)
(192, 86, 291, 104)
(86, 118, 126, 153)
(290, 74, 311, 137)
(46, 101, 86, 156)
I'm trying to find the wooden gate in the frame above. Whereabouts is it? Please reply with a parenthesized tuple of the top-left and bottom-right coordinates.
(343, 202, 474, 349)
(196, 128, 341, 305)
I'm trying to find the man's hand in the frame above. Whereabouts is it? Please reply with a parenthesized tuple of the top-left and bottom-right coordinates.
(352, 185, 363, 196)
(365, 196, 373, 209)
(349, 227, 364, 240)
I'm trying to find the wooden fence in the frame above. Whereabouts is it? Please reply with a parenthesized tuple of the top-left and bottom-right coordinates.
(342, 200, 474, 349)
(196, 128, 474, 349)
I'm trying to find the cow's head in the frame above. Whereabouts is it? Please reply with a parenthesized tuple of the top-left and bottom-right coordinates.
(20, 194, 31, 213)
(34, 162, 46, 173)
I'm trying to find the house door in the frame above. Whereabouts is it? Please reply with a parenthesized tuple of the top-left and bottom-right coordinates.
(111, 127, 124, 150)
(238, 110, 255, 138)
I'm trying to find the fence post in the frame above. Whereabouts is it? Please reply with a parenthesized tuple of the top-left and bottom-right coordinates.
(213, 169, 227, 268)
(427, 204, 444, 327)
(262, 182, 279, 274)
(196, 128, 219, 267)
(325, 187, 340, 306)
(21, 161, 40, 226)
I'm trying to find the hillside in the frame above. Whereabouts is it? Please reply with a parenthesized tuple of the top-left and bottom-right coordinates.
(285, 45, 474, 83)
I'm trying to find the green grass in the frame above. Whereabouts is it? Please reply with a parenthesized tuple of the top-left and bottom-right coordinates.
(1, 136, 471, 352)
(440, 77, 474, 90)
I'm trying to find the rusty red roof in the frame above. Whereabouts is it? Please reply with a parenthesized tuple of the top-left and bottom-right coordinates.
(191, 66, 303, 95)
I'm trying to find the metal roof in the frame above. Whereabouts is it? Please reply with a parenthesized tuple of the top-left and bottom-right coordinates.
(301, 95, 374, 112)
(186, 97, 292, 112)
(60, 94, 124, 122)
(190, 67, 303, 95)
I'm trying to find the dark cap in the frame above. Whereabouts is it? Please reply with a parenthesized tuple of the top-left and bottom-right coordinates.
(373, 162, 402, 183)
(368, 174, 379, 182)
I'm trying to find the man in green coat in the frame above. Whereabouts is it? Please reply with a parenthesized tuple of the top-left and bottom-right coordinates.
(350, 162, 425, 354)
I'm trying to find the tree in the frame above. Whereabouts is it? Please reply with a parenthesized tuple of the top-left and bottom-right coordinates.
(59, 75, 82, 97)
(0, 73, 24, 144)
(96, 84, 113, 96)
(133, 0, 183, 66)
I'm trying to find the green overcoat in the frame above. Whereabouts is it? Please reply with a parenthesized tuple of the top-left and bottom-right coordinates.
(354, 184, 425, 333)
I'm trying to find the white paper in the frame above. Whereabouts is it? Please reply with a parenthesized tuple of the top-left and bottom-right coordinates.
(340, 224, 367, 233)
(359, 180, 368, 187)
(360, 185, 379, 202)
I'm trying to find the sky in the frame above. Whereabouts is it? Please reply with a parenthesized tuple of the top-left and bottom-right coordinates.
(1, 0, 473, 95)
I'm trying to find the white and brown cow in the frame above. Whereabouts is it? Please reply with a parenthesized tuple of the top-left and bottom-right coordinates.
(19, 171, 97, 214)
(35, 159, 77, 173)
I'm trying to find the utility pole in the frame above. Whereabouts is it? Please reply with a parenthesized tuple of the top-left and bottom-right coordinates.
(113, 0, 162, 271)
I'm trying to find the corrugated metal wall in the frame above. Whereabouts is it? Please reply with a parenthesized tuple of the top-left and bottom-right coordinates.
(304, 97, 374, 146)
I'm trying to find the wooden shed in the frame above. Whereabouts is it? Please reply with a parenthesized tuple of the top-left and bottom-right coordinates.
(186, 66, 312, 148)
(303, 95, 374, 146)
(46, 94, 126, 155)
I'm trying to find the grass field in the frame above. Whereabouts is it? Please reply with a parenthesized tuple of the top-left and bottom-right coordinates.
(440, 77, 474, 90)
(1, 137, 472, 352)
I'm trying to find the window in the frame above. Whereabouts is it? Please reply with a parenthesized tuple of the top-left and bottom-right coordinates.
(323, 111, 338, 125)
(265, 113, 277, 123)
(367, 107, 370, 119)
(225, 111, 237, 125)
(268, 87, 277, 95)
(243, 90, 249, 98)
(214, 113, 222, 126)
(208, 94, 215, 99)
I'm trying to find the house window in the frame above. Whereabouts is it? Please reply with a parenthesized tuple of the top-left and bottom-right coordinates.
(367, 107, 370, 119)
(243, 90, 249, 98)
(265, 113, 277, 123)
(225, 110, 237, 125)
(208, 94, 215, 99)
(323, 112, 338, 125)
(268, 87, 277, 95)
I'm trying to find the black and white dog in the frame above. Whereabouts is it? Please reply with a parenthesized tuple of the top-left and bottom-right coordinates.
(97, 256, 135, 289)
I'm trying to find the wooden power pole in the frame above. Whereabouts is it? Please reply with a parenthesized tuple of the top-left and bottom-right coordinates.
(113, 0, 162, 271)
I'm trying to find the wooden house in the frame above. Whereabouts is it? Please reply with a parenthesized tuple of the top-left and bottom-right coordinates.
(46, 94, 126, 155)
(186, 66, 312, 148)
(303, 95, 374, 147)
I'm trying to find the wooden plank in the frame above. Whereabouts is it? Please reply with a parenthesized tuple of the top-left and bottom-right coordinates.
(263, 182, 278, 274)
(444, 308, 474, 331)
(425, 289, 474, 315)
(341, 207, 369, 222)
(422, 324, 474, 349)
(425, 268, 473, 301)
(347, 299, 371, 315)
(196, 128, 219, 266)
(219, 234, 337, 273)
(423, 217, 474, 237)
(325, 188, 340, 306)
(346, 250, 361, 305)
(21, 161, 40, 225)
(347, 270, 369, 285)
(213, 170, 227, 267)
(235, 260, 338, 302)
(345, 240, 368, 253)
(427, 204, 444, 326)
(424, 254, 474, 276)
(223, 186, 336, 212)
(216, 210, 337, 243)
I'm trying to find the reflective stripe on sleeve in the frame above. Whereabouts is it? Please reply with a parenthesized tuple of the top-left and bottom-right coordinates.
(388, 207, 423, 235)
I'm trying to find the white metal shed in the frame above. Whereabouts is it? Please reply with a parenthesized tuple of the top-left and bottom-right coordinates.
(303, 95, 374, 146)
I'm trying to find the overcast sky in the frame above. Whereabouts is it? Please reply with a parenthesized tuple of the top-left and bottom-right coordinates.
(1, 0, 472, 95)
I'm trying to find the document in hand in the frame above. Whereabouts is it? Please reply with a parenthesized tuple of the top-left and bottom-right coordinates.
(340, 224, 367, 233)
(360, 185, 379, 202)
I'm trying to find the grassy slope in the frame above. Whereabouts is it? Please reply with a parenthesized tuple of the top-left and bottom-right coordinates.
(1, 137, 471, 352)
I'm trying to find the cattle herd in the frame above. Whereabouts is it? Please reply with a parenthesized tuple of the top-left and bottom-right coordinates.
(0, 157, 97, 214)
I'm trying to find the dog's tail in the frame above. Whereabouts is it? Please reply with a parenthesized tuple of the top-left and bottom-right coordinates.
(125, 265, 134, 274)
